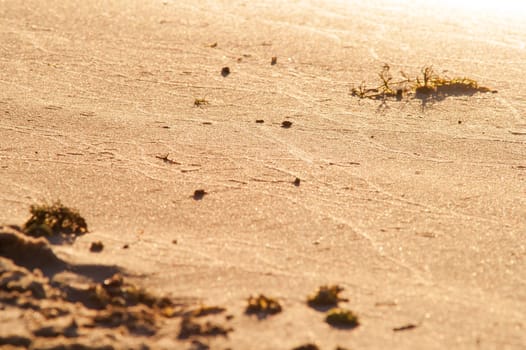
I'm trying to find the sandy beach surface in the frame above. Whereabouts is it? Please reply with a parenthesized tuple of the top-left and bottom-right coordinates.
(1, 0, 525, 349)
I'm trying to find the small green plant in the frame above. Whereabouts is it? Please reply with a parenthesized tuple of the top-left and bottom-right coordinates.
(325, 308, 359, 328)
(23, 201, 88, 237)
(307, 285, 348, 308)
(245, 294, 282, 317)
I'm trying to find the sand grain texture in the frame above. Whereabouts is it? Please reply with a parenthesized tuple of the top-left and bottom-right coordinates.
(1, 0, 525, 349)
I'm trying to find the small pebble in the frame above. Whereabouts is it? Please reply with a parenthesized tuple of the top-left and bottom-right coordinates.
(193, 189, 207, 200)
(221, 67, 230, 77)
(90, 241, 104, 252)
(281, 120, 292, 128)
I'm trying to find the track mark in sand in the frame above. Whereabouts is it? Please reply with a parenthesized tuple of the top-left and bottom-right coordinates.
(294, 195, 433, 287)
(252, 126, 314, 164)
(365, 135, 454, 164)
(242, 121, 434, 286)
(496, 96, 525, 124)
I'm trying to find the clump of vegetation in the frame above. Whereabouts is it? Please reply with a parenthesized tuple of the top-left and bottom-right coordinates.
(23, 201, 88, 238)
(325, 308, 359, 329)
(193, 189, 207, 200)
(351, 64, 495, 100)
(351, 64, 408, 100)
(221, 67, 230, 77)
(414, 66, 436, 95)
(89, 241, 104, 252)
(281, 120, 293, 128)
(245, 294, 282, 317)
(307, 285, 348, 309)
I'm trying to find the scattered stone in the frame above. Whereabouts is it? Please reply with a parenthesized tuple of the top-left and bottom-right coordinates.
(90, 241, 104, 253)
(293, 177, 301, 186)
(221, 67, 230, 77)
(393, 323, 418, 332)
(122, 244, 129, 249)
(193, 190, 207, 200)
(209, 42, 218, 48)
(255, 119, 265, 123)
(281, 120, 292, 128)
(271, 56, 277, 65)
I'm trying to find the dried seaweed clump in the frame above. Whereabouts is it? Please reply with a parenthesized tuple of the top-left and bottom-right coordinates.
(245, 294, 282, 317)
(325, 308, 359, 329)
(414, 66, 493, 96)
(307, 285, 348, 308)
(23, 201, 88, 237)
(351, 64, 495, 100)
